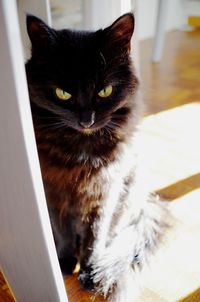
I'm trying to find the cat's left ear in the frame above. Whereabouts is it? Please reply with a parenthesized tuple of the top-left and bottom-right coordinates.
(26, 15, 57, 54)
(103, 13, 134, 53)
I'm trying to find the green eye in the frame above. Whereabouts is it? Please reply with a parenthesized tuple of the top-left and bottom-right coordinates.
(98, 85, 113, 98)
(55, 88, 72, 101)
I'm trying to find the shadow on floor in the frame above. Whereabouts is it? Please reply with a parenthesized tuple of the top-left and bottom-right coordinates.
(156, 173, 200, 201)
(178, 288, 200, 302)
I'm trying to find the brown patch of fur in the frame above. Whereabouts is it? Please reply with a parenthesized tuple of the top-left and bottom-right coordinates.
(38, 144, 105, 224)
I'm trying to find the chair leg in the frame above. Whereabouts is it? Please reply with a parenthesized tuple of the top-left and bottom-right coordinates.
(152, 0, 169, 63)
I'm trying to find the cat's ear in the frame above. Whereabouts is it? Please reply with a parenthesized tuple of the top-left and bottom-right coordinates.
(26, 15, 56, 54)
(104, 13, 134, 53)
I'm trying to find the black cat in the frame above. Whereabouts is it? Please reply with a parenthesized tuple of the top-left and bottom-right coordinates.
(26, 13, 169, 302)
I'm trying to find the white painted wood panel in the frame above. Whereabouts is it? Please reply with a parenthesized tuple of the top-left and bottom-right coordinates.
(18, 0, 52, 60)
(0, 1, 68, 301)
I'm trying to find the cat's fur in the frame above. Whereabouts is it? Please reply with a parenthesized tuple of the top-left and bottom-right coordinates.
(26, 13, 169, 302)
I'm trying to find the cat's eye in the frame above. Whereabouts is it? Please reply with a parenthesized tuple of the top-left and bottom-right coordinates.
(55, 88, 72, 101)
(98, 85, 113, 98)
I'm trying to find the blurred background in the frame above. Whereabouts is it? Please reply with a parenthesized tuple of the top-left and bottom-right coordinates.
(49, 0, 199, 35)
(1, 0, 200, 301)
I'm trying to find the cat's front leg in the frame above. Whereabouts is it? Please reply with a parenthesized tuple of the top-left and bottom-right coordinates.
(48, 206, 78, 275)
(78, 220, 96, 291)
(78, 191, 125, 295)
(78, 165, 125, 292)
(78, 186, 125, 296)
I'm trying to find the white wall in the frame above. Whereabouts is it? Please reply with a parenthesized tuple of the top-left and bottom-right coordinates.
(50, 0, 189, 40)
(137, 0, 185, 40)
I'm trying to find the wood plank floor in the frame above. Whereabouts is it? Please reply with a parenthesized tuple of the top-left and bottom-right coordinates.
(1, 29, 200, 302)
(140, 29, 200, 116)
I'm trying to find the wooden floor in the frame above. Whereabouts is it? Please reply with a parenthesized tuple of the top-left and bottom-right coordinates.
(140, 29, 200, 116)
(1, 29, 200, 302)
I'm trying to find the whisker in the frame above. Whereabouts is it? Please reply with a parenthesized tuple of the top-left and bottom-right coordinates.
(36, 121, 68, 131)
(37, 116, 62, 120)
(108, 120, 121, 128)
(104, 126, 112, 136)
(105, 124, 117, 132)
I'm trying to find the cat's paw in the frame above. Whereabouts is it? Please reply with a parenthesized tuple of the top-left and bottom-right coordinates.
(59, 256, 77, 275)
(78, 267, 95, 291)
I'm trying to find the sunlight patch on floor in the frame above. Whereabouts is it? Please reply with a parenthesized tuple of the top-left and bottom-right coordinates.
(137, 102, 200, 302)
(138, 189, 200, 302)
(139, 102, 200, 192)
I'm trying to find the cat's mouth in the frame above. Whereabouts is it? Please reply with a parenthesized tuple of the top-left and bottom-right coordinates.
(78, 124, 104, 136)
(80, 128, 95, 136)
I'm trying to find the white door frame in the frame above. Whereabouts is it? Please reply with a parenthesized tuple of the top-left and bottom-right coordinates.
(0, 1, 68, 301)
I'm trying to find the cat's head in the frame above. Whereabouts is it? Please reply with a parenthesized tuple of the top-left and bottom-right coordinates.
(26, 13, 138, 137)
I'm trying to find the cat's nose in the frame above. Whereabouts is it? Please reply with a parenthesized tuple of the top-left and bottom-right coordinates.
(79, 120, 94, 128)
(79, 111, 95, 128)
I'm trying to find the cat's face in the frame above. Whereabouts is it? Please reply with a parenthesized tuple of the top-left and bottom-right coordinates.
(26, 14, 138, 136)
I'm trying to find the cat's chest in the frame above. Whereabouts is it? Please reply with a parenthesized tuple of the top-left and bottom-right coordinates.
(39, 151, 107, 198)
(40, 157, 112, 220)
(39, 138, 136, 213)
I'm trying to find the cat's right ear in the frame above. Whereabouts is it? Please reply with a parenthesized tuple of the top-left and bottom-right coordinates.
(26, 15, 56, 54)
(103, 13, 135, 54)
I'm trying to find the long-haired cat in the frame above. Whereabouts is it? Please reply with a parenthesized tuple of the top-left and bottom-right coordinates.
(26, 13, 169, 302)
